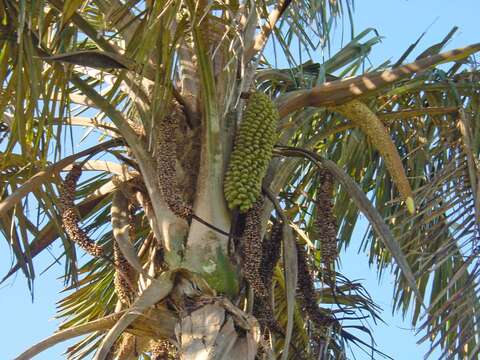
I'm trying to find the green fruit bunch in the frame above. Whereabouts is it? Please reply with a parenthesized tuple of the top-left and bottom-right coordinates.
(224, 93, 279, 212)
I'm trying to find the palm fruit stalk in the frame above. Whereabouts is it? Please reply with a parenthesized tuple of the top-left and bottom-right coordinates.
(253, 220, 283, 333)
(315, 168, 338, 284)
(296, 243, 338, 333)
(331, 100, 415, 214)
(224, 92, 280, 213)
(59, 164, 104, 257)
(113, 240, 135, 306)
(156, 104, 193, 219)
(241, 198, 268, 297)
(253, 294, 285, 336)
(260, 220, 282, 291)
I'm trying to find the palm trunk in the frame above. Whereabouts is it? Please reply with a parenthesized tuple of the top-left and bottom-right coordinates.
(177, 300, 260, 360)
(138, 16, 258, 358)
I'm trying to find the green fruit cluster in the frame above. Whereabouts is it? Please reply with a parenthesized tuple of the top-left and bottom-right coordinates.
(224, 93, 279, 212)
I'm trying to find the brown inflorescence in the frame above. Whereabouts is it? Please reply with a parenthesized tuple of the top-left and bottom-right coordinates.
(260, 220, 282, 291)
(252, 220, 284, 334)
(60, 164, 104, 257)
(253, 294, 284, 336)
(175, 112, 200, 205)
(241, 198, 268, 298)
(113, 241, 135, 306)
(315, 168, 338, 282)
(155, 104, 193, 219)
(128, 202, 137, 241)
(296, 243, 338, 332)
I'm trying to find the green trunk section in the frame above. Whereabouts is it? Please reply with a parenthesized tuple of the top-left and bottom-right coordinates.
(202, 247, 239, 297)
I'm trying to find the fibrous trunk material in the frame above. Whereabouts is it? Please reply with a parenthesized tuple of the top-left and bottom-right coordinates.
(113, 333, 136, 359)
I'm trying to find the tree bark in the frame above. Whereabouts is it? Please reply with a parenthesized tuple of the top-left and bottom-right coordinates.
(176, 301, 260, 360)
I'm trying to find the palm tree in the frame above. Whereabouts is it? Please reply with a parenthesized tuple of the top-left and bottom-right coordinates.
(1, 0, 479, 359)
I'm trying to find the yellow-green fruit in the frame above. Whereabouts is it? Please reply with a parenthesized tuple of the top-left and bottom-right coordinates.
(331, 100, 415, 214)
(224, 93, 279, 212)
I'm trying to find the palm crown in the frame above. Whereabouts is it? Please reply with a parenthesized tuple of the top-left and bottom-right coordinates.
(1, 1, 480, 359)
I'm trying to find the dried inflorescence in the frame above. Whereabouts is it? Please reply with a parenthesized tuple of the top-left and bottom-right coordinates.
(253, 295, 284, 336)
(296, 243, 337, 332)
(113, 241, 135, 306)
(253, 222, 284, 335)
(315, 168, 338, 282)
(150, 339, 179, 360)
(60, 164, 104, 257)
(260, 220, 282, 291)
(155, 103, 193, 219)
(174, 106, 201, 205)
(241, 198, 268, 298)
(224, 92, 280, 213)
(252, 219, 284, 334)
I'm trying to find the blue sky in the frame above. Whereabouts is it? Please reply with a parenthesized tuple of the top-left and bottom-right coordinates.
(1, 1, 479, 359)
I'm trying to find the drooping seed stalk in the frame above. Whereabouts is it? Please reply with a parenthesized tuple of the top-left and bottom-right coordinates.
(155, 104, 193, 219)
(242, 198, 268, 298)
(60, 164, 104, 257)
(113, 203, 136, 306)
(253, 220, 283, 333)
(314, 168, 338, 283)
(296, 243, 338, 334)
(260, 220, 282, 293)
